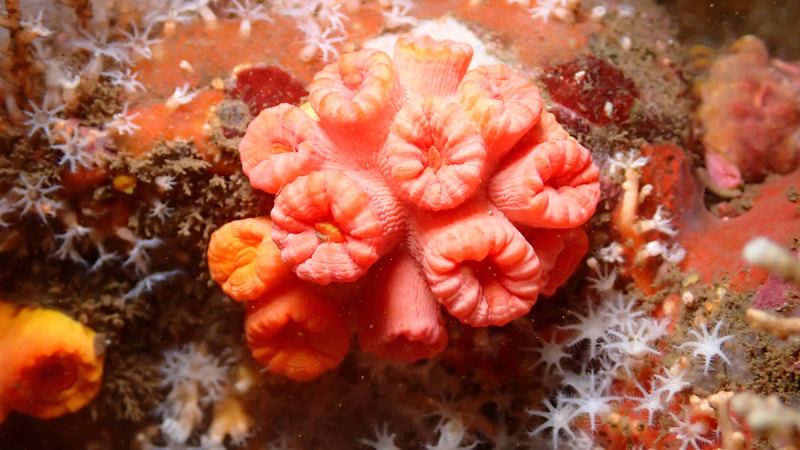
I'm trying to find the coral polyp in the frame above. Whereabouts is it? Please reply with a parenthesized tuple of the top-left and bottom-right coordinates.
(231, 35, 600, 339)
(0, 302, 104, 422)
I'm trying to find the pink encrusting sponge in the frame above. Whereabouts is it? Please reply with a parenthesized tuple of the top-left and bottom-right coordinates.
(217, 34, 600, 378)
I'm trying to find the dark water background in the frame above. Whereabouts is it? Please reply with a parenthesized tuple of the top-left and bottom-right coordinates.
(661, 0, 800, 59)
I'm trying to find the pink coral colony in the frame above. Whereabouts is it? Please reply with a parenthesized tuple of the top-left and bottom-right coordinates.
(210, 34, 600, 381)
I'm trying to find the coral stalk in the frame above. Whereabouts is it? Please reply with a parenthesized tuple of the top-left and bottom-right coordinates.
(708, 391, 746, 450)
(745, 308, 800, 339)
(742, 237, 800, 285)
(358, 250, 448, 362)
(2, 0, 35, 118)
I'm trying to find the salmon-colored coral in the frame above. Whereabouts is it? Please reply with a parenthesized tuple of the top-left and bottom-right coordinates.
(698, 35, 800, 188)
(393, 34, 473, 98)
(458, 64, 543, 159)
(309, 48, 405, 157)
(271, 170, 405, 284)
(212, 34, 599, 379)
(240, 37, 599, 326)
(410, 203, 541, 327)
(235, 35, 600, 330)
(489, 139, 599, 228)
(0, 302, 104, 422)
(238, 104, 331, 195)
(380, 96, 486, 211)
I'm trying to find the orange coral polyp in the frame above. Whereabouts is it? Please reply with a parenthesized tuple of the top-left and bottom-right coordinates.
(311, 50, 397, 123)
(0, 302, 103, 422)
(207, 217, 291, 302)
(244, 285, 350, 382)
(270, 142, 294, 154)
(379, 97, 486, 211)
(314, 222, 346, 243)
(489, 139, 600, 228)
(239, 104, 331, 195)
(457, 64, 544, 160)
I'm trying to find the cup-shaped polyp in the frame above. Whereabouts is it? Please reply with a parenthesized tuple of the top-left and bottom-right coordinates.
(245, 285, 350, 382)
(457, 64, 543, 160)
(239, 104, 330, 194)
(420, 215, 542, 327)
(271, 170, 402, 284)
(521, 227, 589, 296)
(0, 303, 103, 421)
(309, 48, 404, 157)
(523, 110, 571, 145)
(379, 97, 486, 211)
(358, 251, 448, 362)
(489, 139, 600, 228)
(207, 217, 292, 302)
(393, 34, 473, 97)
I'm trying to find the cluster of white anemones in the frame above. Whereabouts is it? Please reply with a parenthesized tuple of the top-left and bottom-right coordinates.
(520, 149, 734, 449)
(143, 344, 255, 450)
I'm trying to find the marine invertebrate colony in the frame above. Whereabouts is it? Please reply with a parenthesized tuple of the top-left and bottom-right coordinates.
(211, 34, 600, 380)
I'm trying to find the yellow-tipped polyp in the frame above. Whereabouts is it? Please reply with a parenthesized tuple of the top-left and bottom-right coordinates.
(393, 34, 473, 98)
